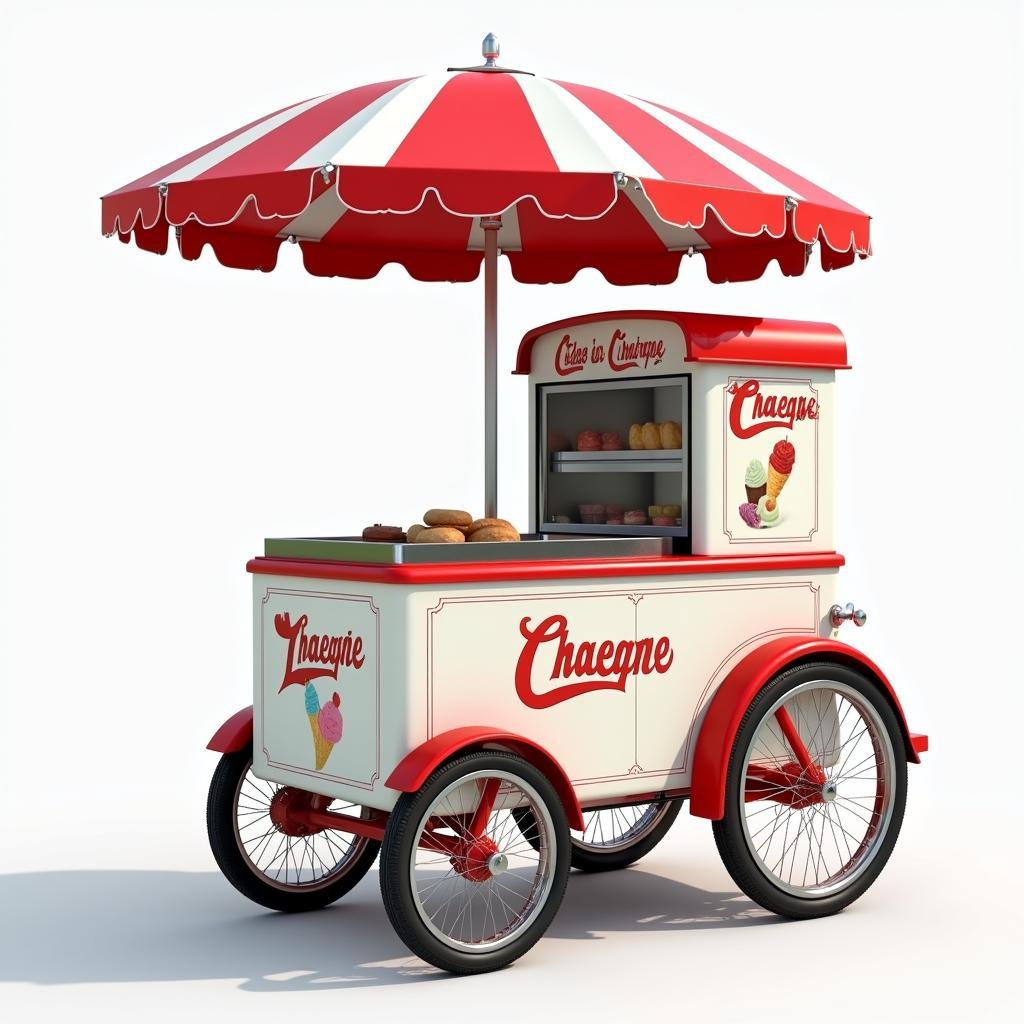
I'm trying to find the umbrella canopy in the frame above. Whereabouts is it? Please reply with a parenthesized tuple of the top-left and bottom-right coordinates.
(102, 41, 870, 286)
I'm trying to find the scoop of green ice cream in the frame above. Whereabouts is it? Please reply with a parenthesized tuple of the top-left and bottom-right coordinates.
(757, 495, 780, 527)
(745, 459, 767, 488)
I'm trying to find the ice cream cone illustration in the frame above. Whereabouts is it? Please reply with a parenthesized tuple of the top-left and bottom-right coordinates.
(767, 439, 796, 500)
(744, 458, 767, 504)
(304, 683, 342, 770)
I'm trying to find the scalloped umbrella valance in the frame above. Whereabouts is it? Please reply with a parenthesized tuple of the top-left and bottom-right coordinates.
(101, 35, 871, 514)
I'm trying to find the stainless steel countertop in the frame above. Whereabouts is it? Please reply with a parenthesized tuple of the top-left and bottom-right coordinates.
(264, 534, 671, 565)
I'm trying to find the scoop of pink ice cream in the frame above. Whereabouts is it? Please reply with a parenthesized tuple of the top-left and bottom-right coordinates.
(318, 693, 343, 744)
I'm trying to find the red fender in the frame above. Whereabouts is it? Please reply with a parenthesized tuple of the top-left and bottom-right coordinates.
(689, 638, 926, 821)
(386, 726, 585, 831)
(207, 706, 253, 753)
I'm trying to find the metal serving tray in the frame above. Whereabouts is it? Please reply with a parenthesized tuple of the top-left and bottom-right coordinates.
(264, 533, 670, 565)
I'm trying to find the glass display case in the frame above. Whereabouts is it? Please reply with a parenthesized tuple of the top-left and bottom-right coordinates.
(537, 375, 691, 551)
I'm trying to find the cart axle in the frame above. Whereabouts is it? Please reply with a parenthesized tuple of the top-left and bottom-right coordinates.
(744, 763, 831, 809)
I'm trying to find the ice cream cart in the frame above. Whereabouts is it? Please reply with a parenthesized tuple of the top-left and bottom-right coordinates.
(203, 309, 927, 974)
(101, 37, 926, 975)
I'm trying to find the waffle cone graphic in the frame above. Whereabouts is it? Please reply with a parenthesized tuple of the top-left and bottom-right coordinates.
(308, 713, 334, 770)
(766, 465, 790, 500)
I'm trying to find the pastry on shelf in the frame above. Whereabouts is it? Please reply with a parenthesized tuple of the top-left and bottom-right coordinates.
(413, 526, 466, 543)
(641, 422, 661, 450)
(467, 518, 521, 542)
(424, 509, 473, 531)
(659, 420, 683, 449)
(362, 524, 406, 542)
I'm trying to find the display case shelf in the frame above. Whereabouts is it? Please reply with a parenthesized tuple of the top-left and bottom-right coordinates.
(550, 449, 685, 473)
(541, 522, 689, 538)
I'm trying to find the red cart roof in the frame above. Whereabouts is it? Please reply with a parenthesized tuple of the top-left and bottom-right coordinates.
(514, 310, 849, 373)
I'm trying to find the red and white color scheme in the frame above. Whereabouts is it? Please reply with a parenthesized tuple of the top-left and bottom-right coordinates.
(136, 42, 923, 971)
(520, 310, 840, 555)
(102, 70, 870, 285)
(206, 303, 925, 972)
(244, 312, 864, 809)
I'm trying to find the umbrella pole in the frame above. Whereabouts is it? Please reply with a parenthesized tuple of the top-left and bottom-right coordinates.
(483, 218, 500, 519)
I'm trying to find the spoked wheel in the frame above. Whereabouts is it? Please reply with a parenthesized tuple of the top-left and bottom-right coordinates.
(514, 798, 683, 872)
(713, 662, 907, 919)
(380, 751, 571, 974)
(207, 745, 380, 912)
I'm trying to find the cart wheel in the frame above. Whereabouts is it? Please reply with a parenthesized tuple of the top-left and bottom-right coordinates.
(207, 745, 380, 913)
(513, 799, 683, 872)
(380, 751, 571, 974)
(712, 661, 907, 919)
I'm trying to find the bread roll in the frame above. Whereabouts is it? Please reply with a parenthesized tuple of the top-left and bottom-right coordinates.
(423, 508, 473, 528)
(413, 526, 466, 543)
(406, 524, 425, 543)
(641, 422, 661, 450)
(468, 518, 519, 537)
(659, 420, 683, 449)
(628, 424, 644, 450)
(467, 525, 520, 543)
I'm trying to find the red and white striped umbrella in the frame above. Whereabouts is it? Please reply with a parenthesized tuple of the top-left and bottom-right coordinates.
(102, 40, 870, 286)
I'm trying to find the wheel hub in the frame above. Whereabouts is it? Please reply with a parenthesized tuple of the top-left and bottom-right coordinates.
(452, 835, 500, 882)
(269, 787, 331, 837)
(822, 779, 838, 803)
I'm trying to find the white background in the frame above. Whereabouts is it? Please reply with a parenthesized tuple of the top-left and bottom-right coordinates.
(1, 0, 1020, 1019)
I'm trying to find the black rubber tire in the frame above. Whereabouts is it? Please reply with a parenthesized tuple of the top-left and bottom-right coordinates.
(379, 750, 571, 974)
(207, 745, 380, 913)
(712, 661, 908, 919)
(513, 798, 684, 872)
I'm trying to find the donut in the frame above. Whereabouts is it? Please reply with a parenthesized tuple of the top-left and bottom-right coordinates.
(413, 526, 466, 543)
(467, 525, 520, 543)
(653, 516, 676, 527)
(468, 518, 519, 538)
(628, 424, 644, 450)
(576, 430, 602, 452)
(601, 432, 624, 451)
(362, 524, 406, 542)
(423, 508, 473, 529)
(641, 422, 661, 450)
(406, 524, 425, 543)
(624, 510, 649, 525)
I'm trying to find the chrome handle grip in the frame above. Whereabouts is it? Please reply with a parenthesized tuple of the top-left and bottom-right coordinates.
(830, 602, 867, 629)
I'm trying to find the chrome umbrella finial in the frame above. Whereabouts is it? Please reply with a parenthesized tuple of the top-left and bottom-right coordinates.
(482, 33, 499, 66)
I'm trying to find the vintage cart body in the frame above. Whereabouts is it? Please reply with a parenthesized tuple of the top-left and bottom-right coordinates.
(208, 310, 925, 973)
